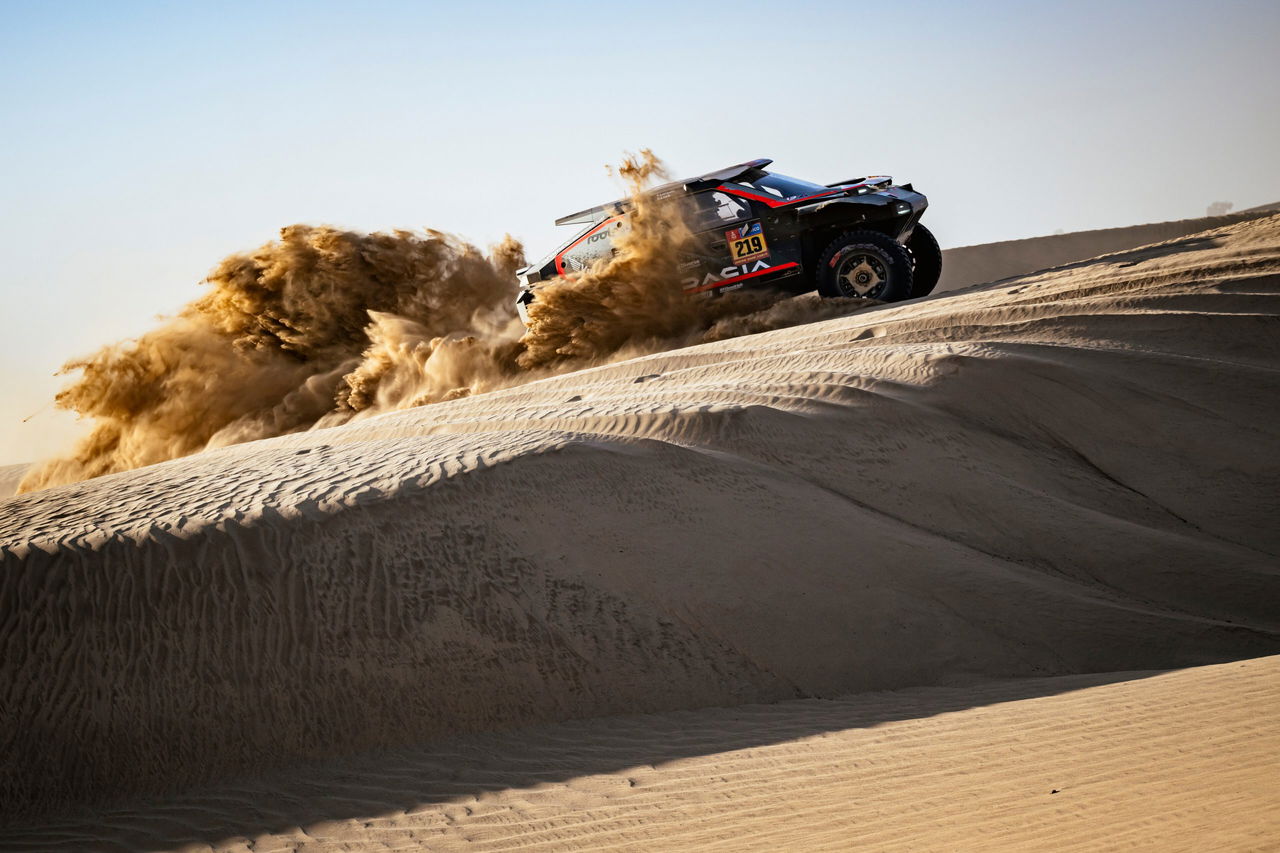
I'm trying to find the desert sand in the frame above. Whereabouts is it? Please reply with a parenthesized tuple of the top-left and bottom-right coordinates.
(936, 203, 1280, 293)
(2, 212, 1279, 849)
(2, 656, 1276, 851)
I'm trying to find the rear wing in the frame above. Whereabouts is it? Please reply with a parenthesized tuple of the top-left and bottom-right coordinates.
(555, 204, 622, 227)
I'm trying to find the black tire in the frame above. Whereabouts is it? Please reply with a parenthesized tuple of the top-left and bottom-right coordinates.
(906, 223, 942, 298)
(816, 230, 914, 302)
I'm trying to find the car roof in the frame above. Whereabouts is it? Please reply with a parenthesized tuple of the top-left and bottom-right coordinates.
(554, 158, 774, 227)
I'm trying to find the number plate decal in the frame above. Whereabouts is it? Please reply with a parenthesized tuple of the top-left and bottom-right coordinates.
(726, 221, 770, 264)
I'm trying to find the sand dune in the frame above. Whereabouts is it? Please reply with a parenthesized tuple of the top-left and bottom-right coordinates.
(2, 655, 1276, 851)
(2, 214, 1279, 834)
(936, 205, 1280, 293)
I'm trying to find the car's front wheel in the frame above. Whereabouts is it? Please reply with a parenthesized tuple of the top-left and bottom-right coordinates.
(816, 230, 914, 302)
(906, 223, 942, 298)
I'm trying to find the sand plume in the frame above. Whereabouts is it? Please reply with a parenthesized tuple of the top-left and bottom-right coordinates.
(17, 226, 525, 491)
(20, 152, 872, 492)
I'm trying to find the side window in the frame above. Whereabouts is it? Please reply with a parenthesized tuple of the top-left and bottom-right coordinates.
(683, 190, 752, 232)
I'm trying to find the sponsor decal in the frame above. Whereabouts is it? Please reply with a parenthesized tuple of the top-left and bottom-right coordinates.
(683, 259, 781, 292)
(555, 215, 624, 275)
(725, 220, 769, 264)
(712, 191, 747, 221)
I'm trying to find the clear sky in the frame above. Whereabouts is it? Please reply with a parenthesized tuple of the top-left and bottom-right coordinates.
(2, 0, 1278, 465)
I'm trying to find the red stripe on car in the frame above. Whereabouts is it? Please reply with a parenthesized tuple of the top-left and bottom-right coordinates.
(555, 215, 623, 276)
(685, 262, 800, 294)
(715, 185, 843, 208)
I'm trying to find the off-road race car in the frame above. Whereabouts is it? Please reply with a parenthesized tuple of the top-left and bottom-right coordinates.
(515, 158, 940, 323)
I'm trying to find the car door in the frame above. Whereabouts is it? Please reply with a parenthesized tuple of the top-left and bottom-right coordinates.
(678, 190, 763, 292)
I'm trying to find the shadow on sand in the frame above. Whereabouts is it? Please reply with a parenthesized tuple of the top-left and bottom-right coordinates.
(0, 667, 1174, 852)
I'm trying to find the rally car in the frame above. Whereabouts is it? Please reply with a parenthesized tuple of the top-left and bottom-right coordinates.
(514, 158, 941, 323)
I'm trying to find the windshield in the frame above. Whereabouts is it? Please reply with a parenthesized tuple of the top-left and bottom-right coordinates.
(734, 172, 829, 200)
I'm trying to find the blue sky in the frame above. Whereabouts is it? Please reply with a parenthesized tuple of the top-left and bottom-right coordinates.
(2, 0, 1278, 463)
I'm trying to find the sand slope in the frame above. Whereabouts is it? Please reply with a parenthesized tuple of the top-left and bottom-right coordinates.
(937, 206, 1280, 293)
(3, 214, 1280, 817)
(3, 655, 1278, 852)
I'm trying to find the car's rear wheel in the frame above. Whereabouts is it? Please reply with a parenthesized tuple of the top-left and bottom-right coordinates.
(906, 223, 942, 298)
(816, 231, 913, 302)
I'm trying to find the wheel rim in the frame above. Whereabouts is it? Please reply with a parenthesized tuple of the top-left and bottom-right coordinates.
(835, 251, 888, 298)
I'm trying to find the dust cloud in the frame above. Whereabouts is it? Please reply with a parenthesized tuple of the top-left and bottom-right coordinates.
(19, 151, 871, 492)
